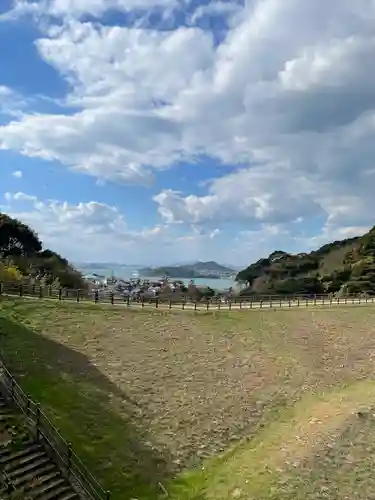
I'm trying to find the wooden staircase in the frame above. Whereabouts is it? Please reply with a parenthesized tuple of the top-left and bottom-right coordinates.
(0, 393, 80, 500)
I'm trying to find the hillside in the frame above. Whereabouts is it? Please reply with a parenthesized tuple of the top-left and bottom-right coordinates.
(4, 298, 375, 499)
(0, 212, 86, 289)
(235, 230, 375, 295)
(190, 261, 235, 273)
(140, 261, 235, 279)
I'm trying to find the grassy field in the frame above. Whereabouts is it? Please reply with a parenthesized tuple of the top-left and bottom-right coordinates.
(1, 297, 375, 499)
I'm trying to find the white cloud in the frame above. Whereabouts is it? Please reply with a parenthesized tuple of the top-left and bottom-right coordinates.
(0, 86, 12, 97)
(1, 0, 375, 259)
(154, 163, 324, 225)
(0, 86, 27, 117)
(1, 192, 233, 263)
(12, 170, 23, 178)
(1, 0, 177, 20)
(190, 1, 242, 25)
(0, 20, 214, 184)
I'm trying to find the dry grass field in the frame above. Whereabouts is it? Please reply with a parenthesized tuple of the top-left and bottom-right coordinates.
(1, 297, 375, 499)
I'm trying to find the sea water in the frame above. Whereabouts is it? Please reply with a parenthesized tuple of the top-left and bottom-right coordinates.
(77, 265, 235, 291)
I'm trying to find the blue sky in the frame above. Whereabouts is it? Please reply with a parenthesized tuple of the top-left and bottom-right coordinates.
(1, 0, 375, 265)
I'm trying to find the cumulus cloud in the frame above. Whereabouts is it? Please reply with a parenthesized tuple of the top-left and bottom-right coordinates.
(190, 1, 242, 26)
(12, 170, 23, 178)
(1, 0, 176, 20)
(1, 0, 375, 258)
(1, 192, 230, 263)
(0, 20, 214, 184)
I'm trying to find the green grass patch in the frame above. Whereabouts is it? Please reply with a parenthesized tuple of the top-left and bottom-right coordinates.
(0, 301, 170, 499)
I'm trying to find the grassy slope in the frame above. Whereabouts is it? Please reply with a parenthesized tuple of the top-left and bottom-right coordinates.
(1, 298, 375, 499)
(318, 242, 358, 275)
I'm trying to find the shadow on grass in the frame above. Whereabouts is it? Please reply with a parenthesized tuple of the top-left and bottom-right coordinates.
(0, 315, 175, 500)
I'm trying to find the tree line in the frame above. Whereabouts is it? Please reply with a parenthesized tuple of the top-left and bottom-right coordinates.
(0, 213, 86, 289)
(235, 229, 375, 296)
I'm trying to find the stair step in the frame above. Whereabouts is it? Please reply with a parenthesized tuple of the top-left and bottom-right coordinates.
(0, 412, 14, 421)
(7, 456, 51, 479)
(0, 438, 35, 455)
(33, 484, 72, 500)
(1, 443, 42, 465)
(0, 433, 30, 449)
(27, 470, 61, 490)
(28, 476, 66, 497)
(4, 449, 46, 472)
(58, 493, 79, 500)
(0, 393, 82, 500)
(11, 463, 57, 488)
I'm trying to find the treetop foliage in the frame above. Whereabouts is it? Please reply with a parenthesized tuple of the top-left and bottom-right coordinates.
(0, 212, 86, 289)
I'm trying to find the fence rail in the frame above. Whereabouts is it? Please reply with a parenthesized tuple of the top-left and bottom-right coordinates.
(0, 356, 110, 500)
(1, 280, 375, 310)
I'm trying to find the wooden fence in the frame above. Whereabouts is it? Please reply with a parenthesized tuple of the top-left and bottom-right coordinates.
(0, 355, 110, 500)
(1, 281, 374, 311)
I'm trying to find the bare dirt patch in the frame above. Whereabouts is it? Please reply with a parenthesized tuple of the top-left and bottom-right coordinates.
(8, 300, 375, 473)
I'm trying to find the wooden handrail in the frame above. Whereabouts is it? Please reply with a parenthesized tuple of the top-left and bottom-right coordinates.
(0, 357, 110, 500)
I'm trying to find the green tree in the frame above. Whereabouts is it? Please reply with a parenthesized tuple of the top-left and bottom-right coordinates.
(0, 213, 42, 257)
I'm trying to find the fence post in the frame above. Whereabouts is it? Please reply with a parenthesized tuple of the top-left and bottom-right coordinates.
(206, 301, 209, 311)
(270, 297, 273, 308)
(32, 283, 36, 296)
(36, 403, 41, 440)
(0, 281, 3, 295)
(19, 283, 23, 297)
(127, 295, 130, 307)
(26, 394, 31, 416)
(106, 491, 111, 500)
(67, 442, 72, 475)
(110, 292, 114, 305)
(94, 290, 99, 303)
(6, 478, 13, 495)
(250, 299, 253, 309)
(156, 299, 159, 309)
(182, 300, 185, 310)
(58, 288, 62, 301)
(141, 296, 145, 308)
(297, 298, 300, 307)
(194, 301, 197, 311)
(48, 286, 52, 297)
(288, 298, 291, 307)
(305, 298, 308, 307)
(10, 376, 14, 399)
(76, 289, 80, 303)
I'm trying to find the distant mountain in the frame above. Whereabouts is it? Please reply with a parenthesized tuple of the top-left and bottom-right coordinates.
(76, 263, 141, 270)
(139, 261, 235, 279)
(191, 261, 235, 273)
